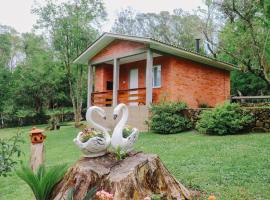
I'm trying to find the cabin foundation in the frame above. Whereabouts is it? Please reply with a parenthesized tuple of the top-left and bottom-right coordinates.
(91, 105, 149, 131)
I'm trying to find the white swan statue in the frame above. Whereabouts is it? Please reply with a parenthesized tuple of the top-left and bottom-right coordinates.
(73, 106, 110, 157)
(111, 103, 139, 153)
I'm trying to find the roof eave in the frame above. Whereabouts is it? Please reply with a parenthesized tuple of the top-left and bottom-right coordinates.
(149, 40, 235, 71)
(73, 32, 236, 71)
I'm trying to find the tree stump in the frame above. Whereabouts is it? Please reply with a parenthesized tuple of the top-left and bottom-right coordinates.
(52, 152, 191, 200)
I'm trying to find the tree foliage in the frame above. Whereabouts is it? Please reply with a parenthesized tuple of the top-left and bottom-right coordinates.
(112, 8, 204, 51)
(12, 33, 67, 113)
(0, 132, 24, 177)
(32, 0, 107, 126)
(216, 0, 270, 85)
(0, 27, 73, 127)
(231, 70, 269, 96)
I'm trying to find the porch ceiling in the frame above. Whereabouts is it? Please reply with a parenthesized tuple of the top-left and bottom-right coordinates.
(103, 52, 161, 65)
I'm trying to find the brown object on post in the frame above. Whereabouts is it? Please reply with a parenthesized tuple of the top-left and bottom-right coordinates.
(51, 152, 191, 200)
(30, 127, 46, 144)
(30, 127, 46, 171)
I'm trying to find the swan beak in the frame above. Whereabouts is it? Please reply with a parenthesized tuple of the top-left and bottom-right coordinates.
(113, 114, 118, 120)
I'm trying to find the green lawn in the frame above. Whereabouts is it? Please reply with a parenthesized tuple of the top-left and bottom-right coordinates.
(0, 124, 270, 200)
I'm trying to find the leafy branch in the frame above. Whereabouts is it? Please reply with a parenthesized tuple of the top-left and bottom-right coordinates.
(0, 131, 24, 177)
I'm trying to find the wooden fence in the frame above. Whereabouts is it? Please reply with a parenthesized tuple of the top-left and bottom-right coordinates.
(231, 96, 270, 103)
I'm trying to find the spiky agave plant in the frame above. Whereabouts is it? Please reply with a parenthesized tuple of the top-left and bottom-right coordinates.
(16, 164, 67, 200)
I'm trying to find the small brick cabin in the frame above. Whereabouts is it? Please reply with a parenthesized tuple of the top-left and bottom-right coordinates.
(74, 32, 234, 109)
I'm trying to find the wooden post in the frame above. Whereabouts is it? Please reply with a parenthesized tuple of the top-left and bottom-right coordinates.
(30, 143, 45, 172)
(29, 127, 46, 172)
(146, 49, 153, 106)
(87, 62, 93, 108)
(113, 58, 119, 107)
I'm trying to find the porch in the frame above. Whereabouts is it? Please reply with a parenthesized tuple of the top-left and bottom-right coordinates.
(92, 87, 146, 107)
(87, 48, 160, 107)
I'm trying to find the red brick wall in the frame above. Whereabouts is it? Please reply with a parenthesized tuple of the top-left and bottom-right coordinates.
(168, 56, 230, 108)
(91, 39, 146, 63)
(119, 60, 146, 90)
(94, 64, 113, 92)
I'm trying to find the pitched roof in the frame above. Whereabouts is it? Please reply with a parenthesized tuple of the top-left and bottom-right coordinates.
(73, 32, 236, 71)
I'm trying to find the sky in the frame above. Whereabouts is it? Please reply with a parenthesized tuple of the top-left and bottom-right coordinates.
(0, 0, 204, 33)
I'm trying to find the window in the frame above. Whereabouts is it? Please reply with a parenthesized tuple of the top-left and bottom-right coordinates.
(152, 65, 161, 88)
(106, 81, 113, 90)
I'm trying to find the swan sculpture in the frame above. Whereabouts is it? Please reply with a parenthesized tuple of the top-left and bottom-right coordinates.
(73, 106, 110, 157)
(111, 103, 139, 153)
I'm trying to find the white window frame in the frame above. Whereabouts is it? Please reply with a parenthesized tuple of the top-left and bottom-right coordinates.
(152, 65, 161, 88)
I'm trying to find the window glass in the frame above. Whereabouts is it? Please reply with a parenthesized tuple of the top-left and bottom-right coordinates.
(152, 65, 161, 87)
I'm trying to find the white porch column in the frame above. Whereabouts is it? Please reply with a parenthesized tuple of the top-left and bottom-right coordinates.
(87, 62, 93, 108)
(113, 58, 119, 107)
(146, 49, 153, 106)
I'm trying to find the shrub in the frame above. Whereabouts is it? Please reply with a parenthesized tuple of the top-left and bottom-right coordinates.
(198, 103, 210, 108)
(149, 102, 191, 134)
(16, 164, 67, 200)
(196, 102, 253, 135)
(0, 132, 24, 177)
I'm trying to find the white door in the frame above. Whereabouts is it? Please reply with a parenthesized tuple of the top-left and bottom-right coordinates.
(129, 68, 139, 106)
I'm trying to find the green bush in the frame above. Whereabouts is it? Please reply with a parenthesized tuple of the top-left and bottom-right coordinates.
(149, 102, 191, 134)
(16, 164, 67, 200)
(196, 102, 253, 135)
(0, 132, 24, 177)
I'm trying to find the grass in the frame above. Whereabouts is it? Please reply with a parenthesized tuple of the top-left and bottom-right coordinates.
(0, 124, 270, 200)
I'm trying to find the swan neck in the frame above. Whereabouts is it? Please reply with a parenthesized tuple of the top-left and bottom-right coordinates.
(87, 108, 110, 142)
(115, 105, 128, 135)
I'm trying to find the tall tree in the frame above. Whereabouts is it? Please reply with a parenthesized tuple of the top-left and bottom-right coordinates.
(0, 67, 11, 127)
(0, 26, 14, 127)
(112, 8, 204, 51)
(197, 0, 225, 58)
(213, 0, 270, 87)
(32, 0, 106, 126)
(0, 25, 22, 71)
(10, 33, 66, 114)
(0, 33, 12, 67)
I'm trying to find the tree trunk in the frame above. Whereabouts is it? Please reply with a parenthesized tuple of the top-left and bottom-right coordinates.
(0, 113, 4, 128)
(74, 108, 82, 127)
(52, 152, 191, 200)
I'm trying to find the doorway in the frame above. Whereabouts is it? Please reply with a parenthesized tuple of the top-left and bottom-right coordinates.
(129, 68, 139, 106)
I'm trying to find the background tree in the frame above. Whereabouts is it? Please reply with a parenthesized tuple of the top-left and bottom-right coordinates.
(0, 29, 70, 127)
(0, 26, 15, 127)
(0, 25, 22, 71)
(32, 0, 106, 126)
(0, 67, 12, 128)
(231, 70, 269, 96)
(213, 0, 270, 87)
(197, 0, 225, 58)
(112, 8, 204, 51)
(10, 33, 66, 114)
